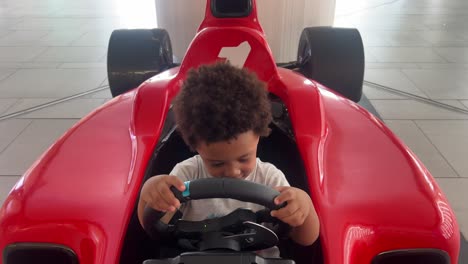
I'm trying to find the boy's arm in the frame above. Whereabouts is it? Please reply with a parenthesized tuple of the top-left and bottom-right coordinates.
(137, 175, 184, 227)
(137, 157, 197, 227)
(289, 202, 320, 246)
(271, 186, 320, 246)
(137, 198, 177, 227)
(137, 197, 146, 227)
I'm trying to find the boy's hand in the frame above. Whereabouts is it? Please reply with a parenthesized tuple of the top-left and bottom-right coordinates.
(140, 175, 186, 212)
(270, 186, 312, 227)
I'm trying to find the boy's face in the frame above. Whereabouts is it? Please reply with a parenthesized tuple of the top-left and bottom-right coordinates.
(196, 130, 259, 179)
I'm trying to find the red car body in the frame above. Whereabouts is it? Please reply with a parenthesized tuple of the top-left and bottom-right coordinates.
(0, 1, 460, 264)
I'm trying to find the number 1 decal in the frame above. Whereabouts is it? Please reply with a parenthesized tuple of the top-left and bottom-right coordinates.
(218, 41, 251, 68)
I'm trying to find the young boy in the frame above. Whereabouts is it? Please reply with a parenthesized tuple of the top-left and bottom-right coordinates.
(138, 62, 319, 253)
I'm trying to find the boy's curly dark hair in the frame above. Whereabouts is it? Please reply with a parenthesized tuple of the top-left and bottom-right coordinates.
(173, 62, 272, 149)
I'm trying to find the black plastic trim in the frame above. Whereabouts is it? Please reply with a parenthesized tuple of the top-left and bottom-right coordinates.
(211, 0, 252, 18)
(3, 243, 78, 264)
(372, 248, 450, 264)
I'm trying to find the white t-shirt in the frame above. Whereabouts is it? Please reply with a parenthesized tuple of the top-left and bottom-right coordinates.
(170, 155, 290, 221)
(170, 155, 290, 258)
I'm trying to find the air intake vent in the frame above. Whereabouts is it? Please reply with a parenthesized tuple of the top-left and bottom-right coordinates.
(372, 249, 450, 264)
(211, 0, 252, 18)
(3, 243, 78, 264)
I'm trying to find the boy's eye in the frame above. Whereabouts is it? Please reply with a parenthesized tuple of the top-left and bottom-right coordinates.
(239, 158, 249, 163)
(211, 163, 224, 168)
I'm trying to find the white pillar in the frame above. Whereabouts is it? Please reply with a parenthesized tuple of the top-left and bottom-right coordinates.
(257, 0, 336, 62)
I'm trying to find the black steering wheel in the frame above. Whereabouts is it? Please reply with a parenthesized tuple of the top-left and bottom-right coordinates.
(142, 178, 289, 252)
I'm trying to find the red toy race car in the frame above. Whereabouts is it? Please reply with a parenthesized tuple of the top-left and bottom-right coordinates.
(0, 0, 460, 264)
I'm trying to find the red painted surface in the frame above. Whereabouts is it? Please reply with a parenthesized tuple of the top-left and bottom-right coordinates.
(0, 0, 459, 263)
(273, 70, 459, 263)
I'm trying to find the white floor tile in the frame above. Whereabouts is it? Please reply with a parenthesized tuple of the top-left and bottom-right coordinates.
(0, 18, 22, 30)
(363, 85, 406, 100)
(0, 47, 47, 62)
(0, 62, 60, 69)
(0, 13, 30, 20)
(11, 18, 90, 31)
(384, 120, 459, 178)
(0, 119, 78, 175)
(52, 8, 120, 18)
(371, 100, 468, 120)
(384, 31, 431, 46)
(11, 7, 60, 17)
(461, 101, 468, 109)
(78, 20, 122, 33)
(435, 178, 468, 211)
(435, 47, 468, 63)
(0, 30, 11, 38)
(33, 47, 107, 63)
(36, 31, 85, 46)
(0, 176, 21, 207)
(99, 54, 108, 63)
(0, 68, 16, 81)
(0, 119, 31, 153)
(368, 47, 446, 63)
(455, 211, 468, 239)
(100, 78, 109, 87)
(402, 69, 468, 99)
(431, 40, 468, 47)
(420, 8, 468, 17)
(78, 16, 157, 32)
(60, 63, 106, 69)
(70, 31, 112, 46)
(359, 31, 391, 46)
(0, 98, 18, 115)
(0, 69, 106, 98)
(417, 120, 468, 178)
(352, 16, 427, 31)
(4, 98, 106, 118)
(0, 30, 49, 46)
(417, 30, 467, 44)
(435, 100, 468, 109)
(89, 89, 112, 99)
(424, 17, 468, 31)
(1, 98, 53, 113)
(333, 18, 355, 28)
(365, 63, 419, 69)
(428, 22, 468, 31)
(364, 50, 379, 63)
(364, 69, 428, 98)
(416, 63, 468, 70)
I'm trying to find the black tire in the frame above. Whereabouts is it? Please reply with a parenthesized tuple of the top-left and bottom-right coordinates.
(107, 29, 173, 97)
(297, 27, 364, 102)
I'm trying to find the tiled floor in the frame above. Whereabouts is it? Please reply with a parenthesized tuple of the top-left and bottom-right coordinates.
(0, 0, 148, 205)
(0, 0, 467, 260)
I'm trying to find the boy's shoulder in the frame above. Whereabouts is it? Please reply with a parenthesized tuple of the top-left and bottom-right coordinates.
(177, 155, 202, 167)
(171, 155, 203, 181)
(252, 158, 289, 187)
(255, 158, 281, 173)
(178, 156, 274, 170)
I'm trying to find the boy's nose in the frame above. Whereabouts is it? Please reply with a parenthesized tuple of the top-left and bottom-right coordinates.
(225, 167, 242, 178)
